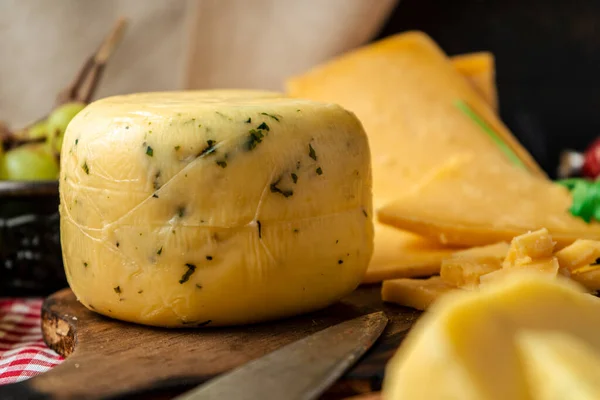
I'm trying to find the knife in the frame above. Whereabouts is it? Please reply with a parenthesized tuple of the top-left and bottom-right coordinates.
(174, 311, 388, 400)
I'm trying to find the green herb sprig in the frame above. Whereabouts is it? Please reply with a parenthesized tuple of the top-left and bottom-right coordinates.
(557, 178, 600, 223)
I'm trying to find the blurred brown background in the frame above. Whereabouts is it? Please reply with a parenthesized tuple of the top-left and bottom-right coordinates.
(2, 0, 598, 177)
(0, 0, 396, 126)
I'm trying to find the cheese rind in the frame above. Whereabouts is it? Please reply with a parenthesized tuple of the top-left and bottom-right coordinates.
(59, 90, 373, 327)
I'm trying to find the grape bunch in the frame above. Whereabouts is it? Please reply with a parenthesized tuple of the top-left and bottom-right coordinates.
(1, 102, 86, 181)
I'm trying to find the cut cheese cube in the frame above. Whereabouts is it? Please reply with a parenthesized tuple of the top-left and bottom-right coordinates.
(441, 258, 500, 288)
(451, 52, 497, 111)
(59, 90, 373, 327)
(571, 265, 600, 291)
(556, 239, 600, 271)
(440, 243, 508, 288)
(382, 276, 455, 310)
(378, 155, 600, 247)
(503, 228, 555, 268)
(382, 272, 600, 400)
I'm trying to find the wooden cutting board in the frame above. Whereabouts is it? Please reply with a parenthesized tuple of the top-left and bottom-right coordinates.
(0, 285, 419, 400)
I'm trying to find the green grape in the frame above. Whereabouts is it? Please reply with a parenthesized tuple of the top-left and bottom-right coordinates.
(4, 144, 59, 181)
(47, 102, 86, 154)
(27, 119, 49, 139)
(0, 145, 6, 180)
(11, 120, 48, 141)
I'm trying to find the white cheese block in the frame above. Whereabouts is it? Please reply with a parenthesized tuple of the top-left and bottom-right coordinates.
(59, 90, 373, 327)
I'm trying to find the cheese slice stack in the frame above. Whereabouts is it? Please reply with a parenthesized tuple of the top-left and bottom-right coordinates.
(287, 31, 541, 282)
(287, 30, 544, 202)
(382, 230, 600, 312)
(59, 90, 373, 327)
(364, 54, 498, 283)
(383, 272, 600, 400)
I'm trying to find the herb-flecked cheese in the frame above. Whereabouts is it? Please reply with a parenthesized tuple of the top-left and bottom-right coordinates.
(59, 90, 373, 327)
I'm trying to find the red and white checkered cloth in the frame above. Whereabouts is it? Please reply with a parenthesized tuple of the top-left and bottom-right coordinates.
(0, 299, 63, 385)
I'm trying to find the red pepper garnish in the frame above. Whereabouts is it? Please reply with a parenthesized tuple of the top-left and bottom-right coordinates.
(582, 138, 600, 179)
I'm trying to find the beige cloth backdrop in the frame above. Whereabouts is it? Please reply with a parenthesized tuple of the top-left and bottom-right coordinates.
(0, 0, 397, 127)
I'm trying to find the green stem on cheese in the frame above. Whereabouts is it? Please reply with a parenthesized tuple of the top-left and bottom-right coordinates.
(455, 100, 526, 170)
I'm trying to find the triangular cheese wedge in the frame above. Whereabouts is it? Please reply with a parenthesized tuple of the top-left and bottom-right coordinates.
(287, 31, 542, 281)
(364, 53, 499, 283)
(451, 52, 498, 111)
(378, 155, 600, 247)
(287, 30, 545, 198)
(364, 225, 459, 283)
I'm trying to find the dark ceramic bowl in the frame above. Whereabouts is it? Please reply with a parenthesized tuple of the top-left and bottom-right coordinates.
(0, 181, 66, 297)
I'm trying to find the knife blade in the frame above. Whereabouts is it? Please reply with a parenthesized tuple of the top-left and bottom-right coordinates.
(174, 311, 388, 400)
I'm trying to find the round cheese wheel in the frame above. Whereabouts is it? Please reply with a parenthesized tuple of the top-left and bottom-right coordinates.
(59, 90, 373, 327)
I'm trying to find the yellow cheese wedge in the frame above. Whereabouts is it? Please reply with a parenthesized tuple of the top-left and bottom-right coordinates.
(517, 331, 600, 400)
(287, 31, 541, 282)
(378, 155, 600, 247)
(382, 272, 600, 400)
(59, 90, 373, 327)
(440, 242, 508, 288)
(556, 239, 600, 271)
(364, 52, 497, 284)
(503, 228, 556, 268)
(451, 52, 497, 111)
(364, 155, 472, 282)
(287, 30, 544, 202)
(363, 224, 460, 283)
(382, 276, 456, 310)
